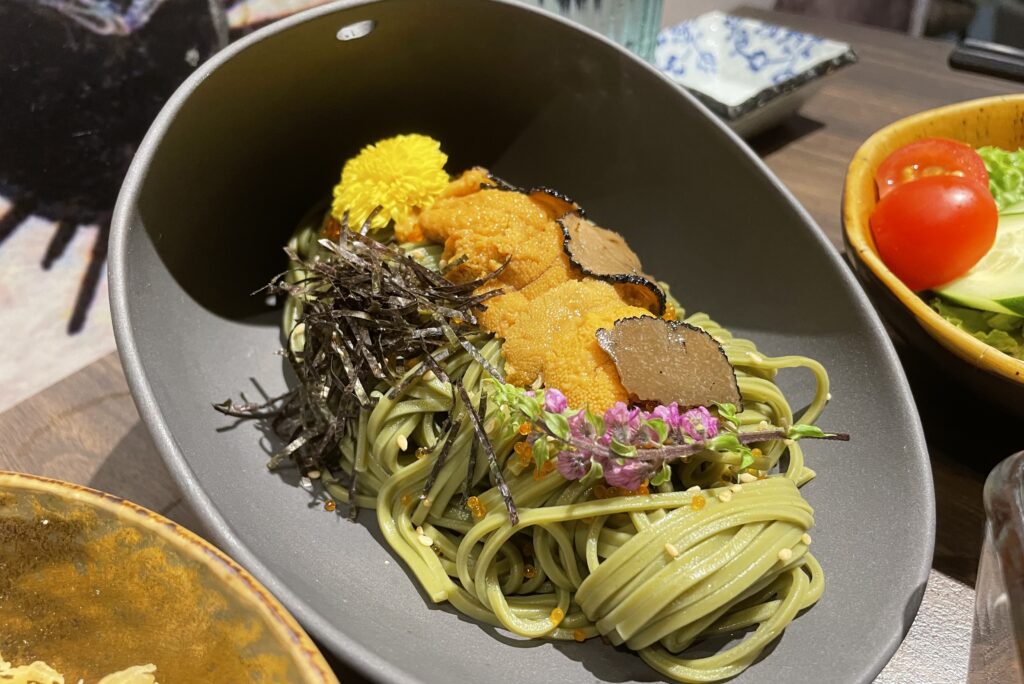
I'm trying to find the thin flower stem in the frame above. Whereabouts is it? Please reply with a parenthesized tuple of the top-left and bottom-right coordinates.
(534, 419, 847, 466)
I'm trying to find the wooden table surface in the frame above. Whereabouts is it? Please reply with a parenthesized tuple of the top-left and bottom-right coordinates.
(2, 4, 1022, 682)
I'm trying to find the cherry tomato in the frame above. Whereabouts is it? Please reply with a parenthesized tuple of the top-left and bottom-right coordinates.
(875, 138, 989, 198)
(869, 175, 997, 291)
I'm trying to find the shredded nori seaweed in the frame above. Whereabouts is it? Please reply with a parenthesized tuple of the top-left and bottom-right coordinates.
(214, 212, 519, 521)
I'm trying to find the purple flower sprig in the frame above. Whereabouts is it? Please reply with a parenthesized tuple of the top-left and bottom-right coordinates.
(486, 380, 848, 491)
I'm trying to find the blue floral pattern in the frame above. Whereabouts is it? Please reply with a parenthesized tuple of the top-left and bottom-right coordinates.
(655, 11, 855, 119)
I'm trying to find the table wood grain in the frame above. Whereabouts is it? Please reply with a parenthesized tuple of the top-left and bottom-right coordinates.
(2, 4, 1022, 682)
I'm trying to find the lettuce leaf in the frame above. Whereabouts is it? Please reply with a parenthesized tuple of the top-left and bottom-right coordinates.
(931, 298, 1024, 360)
(977, 146, 1024, 211)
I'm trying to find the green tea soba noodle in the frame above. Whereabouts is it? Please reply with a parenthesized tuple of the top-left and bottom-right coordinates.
(218, 134, 845, 683)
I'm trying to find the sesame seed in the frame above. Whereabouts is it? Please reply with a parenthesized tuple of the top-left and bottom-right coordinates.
(686, 485, 701, 494)
(396, 434, 408, 451)
(421, 497, 432, 509)
(717, 490, 732, 503)
(664, 543, 680, 558)
(801, 533, 812, 545)
(416, 525, 425, 535)
(307, 469, 321, 480)
(730, 484, 742, 493)
(738, 473, 757, 483)
(778, 548, 793, 562)
(757, 420, 769, 430)
(826, 392, 832, 401)
(418, 534, 434, 547)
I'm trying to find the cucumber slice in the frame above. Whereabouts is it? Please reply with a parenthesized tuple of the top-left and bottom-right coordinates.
(937, 212, 1024, 316)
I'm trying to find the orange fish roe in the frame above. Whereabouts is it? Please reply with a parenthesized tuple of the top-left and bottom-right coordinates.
(517, 422, 532, 436)
(662, 299, 679, 321)
(514, 441, 533, 467)
(401, 494, 413, 507)
(691, 494, 706, 511)
(626, 482, 650, 497)
(751, 448, 763, 457)
(523, 564, 537, 579)
(533, 460, 557, 481)
(550, 607, 565, 626)
(594, 484, 622, 499)
(324, 500, 337, 512)
(573, 629, 587, 642)
(466, 496, 487, 519)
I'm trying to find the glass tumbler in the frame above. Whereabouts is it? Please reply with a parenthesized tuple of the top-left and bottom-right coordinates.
(969, 450, 1024, 683)
(521, 0, 664, 62)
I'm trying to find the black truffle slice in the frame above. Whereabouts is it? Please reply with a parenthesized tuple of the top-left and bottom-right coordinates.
(558, 213, 666, 315)
(485, 173, 583, 218)
(596, 317, 742, 410)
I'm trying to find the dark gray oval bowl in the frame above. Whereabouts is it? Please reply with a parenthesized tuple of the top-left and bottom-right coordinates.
(109, 1, 934, 682)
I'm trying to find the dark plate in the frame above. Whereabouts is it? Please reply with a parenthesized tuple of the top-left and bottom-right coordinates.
(109, 1, 934, 682)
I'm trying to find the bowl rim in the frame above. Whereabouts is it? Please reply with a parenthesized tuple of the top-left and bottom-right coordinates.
(0, 469, 338, 683)
(107, 1, 935, 682)
(842, 93, 1024, 387)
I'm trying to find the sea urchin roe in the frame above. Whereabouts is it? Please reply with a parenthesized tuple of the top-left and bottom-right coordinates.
(419, 185, 565, 290)
(550, 607, 565, 626)
(691, 494, 706, 511)
(542, 305, 652, 410)
(573, 629, 587, 642)
(413, 171, 653, 410)
(500, 279, 651, 394)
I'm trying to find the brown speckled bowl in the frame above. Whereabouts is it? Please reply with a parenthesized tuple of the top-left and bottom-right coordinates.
(0, 471, 338, 683)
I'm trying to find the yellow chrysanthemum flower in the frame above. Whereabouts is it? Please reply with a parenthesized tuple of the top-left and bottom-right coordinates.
(331, 134, 449, 231)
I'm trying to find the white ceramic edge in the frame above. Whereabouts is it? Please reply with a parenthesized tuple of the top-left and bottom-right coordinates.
(661, 13, 850, 106)
(657, 11, 856, 118)
(108, 1, 935, 682)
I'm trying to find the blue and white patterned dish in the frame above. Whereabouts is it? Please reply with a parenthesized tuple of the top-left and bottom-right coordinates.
(655, 12, 856, 137)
